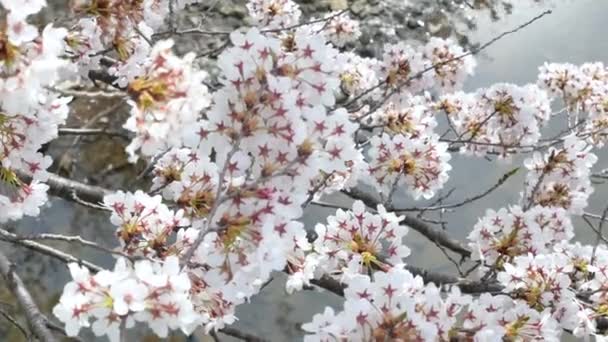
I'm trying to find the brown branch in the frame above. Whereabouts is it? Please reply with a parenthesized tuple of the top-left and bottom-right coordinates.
(307, 265, 500, 296)
(58, 128, 130, 140)
(0, 250, 57, 342)
(87, 70, 123, 90)
(16, 170, 111, 207)
(592, 204, 608, 264)
(220, 326, 268, 342)
(0, 228, 103, 273)
(14, 232, 135, 262)
(0, 306, 29, 339)
(401, 216, 471, 257)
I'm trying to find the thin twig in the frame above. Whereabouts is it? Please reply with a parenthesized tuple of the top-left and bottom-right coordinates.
(592, 205, 608, 264)
(395, 167, 519, 212)
(15, 233, 134, 261)
(0, 307, 29, 340)
(582, 216, 608, 245)
(220, 326, 268, 342)
(0, 227, 103, 273)
(58, 128, 130, 140)
(343, 10, 552, 117)
(342, 187, 472, 258)
(0, 250, 57, 342)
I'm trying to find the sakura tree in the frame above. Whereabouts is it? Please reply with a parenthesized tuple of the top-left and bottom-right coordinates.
(1, 0, 608, 341)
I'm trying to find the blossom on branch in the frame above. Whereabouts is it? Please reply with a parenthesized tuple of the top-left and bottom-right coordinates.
(367, 132, 451, 199)
(0, 2, 69, 222)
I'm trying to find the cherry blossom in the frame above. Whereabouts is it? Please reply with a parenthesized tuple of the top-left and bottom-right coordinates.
(103, 190, 191, 257)
(498, 253, 583, 331)
(335, 52, 379, 98)
(468, 205, 574, 270)
(438, 83, 552, 158)
(0, 2, 70, 222)
(123, 40, 211, 160)
(422, 37, 476, 92)
(303, 200, 409, 281)
(53, 257, 198, 341)
(246, 0, 302, 29)
(367, 132, 451, 199)
(377, 42, 432, 97)
(305, 266, 470, 341)
(522, 134, 597, 214)
(372, 98, 437, 138)
(322, 12, 362, 48)
(538, 62, 607, 111)
(9, 1, 608, 341)
(463, 296, 561, 341)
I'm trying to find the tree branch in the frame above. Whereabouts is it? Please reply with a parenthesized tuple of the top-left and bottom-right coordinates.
(16, 170, 111, 208)
(0, 250, 57, 342)
(0, 227, 103, 272)
(220, 326, 268, 342)
(343, 187, 472, 258)
(58, 128, 130, 140)
(32, 170, 473, 263)
(0, 306, 29, 340)
(307, 265, 500, 297)
(14, 232, 134, 262)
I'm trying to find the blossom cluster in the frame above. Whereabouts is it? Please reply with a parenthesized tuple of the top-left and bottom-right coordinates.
(304, 265, 565, 341)
(335, 52, 378, 97)
(123, 40, 210, 160)
(65, 0, 204, 84)
(0, 0, 70, 222)
(539, 62, 608, 146)
(468, 205, 574, 269)
(54, 257, 198, 342)
(246, 0, 302, 29)
(304, 267, 469, 341)
(320, 12, 362, 48)
(305, 244, 608, 341)
(57, 1, 367, 335)
(289, 201, 409, 290)
(103, 190, 194, 257)
(376, 37, 476, 100)
(367, 132, 451, 199)
(438, 83, 552, 158)
(522, 134, 597, 214)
